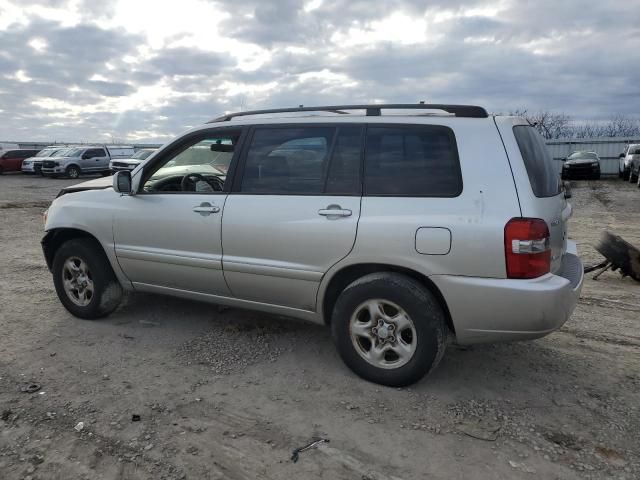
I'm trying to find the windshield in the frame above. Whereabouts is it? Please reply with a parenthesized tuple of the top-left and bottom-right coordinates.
(568, 151, 598, 160)
(630, 147, 640, 155)
(36, 148, 57, 157)
(65, 148, 84, 157)
(51, 148, 73, 157)
(133, 150, 154, 160)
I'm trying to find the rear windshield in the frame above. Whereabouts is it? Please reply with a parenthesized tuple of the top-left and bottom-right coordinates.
(513, 126, 561, 198)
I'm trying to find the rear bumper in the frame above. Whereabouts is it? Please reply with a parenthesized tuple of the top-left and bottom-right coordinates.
(432, 241, 584, 345)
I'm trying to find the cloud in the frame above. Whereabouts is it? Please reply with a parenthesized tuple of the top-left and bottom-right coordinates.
(0, 0, 638, 143)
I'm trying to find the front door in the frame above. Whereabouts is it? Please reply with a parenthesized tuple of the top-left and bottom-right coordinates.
(81, 148, 108, 173)
(222, 125, 363, 311)
(113, 129, 242, 296)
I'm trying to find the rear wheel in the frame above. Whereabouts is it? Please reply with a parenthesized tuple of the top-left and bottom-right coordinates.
(52, 238, 123, 319)
(331, 273, 447, 387)
(66, 165, 80, 179)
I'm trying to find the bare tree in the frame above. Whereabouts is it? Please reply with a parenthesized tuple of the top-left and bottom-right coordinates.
(507, 109, 640, 139)
(509, 109, 571, 139)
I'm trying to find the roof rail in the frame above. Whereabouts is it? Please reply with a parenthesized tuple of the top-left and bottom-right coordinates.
(208, 103, 488, 123)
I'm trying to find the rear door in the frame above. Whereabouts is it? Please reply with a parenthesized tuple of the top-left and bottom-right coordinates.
(495, 118, 568, 272)
(222, 124, 363, 311)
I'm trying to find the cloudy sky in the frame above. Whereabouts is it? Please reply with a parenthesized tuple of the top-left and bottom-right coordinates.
(0, 0, 638, 143)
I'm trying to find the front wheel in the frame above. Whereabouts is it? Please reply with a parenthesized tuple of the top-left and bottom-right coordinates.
(52, 238, 123, 319)
(66, 165, 80, 179)
(331, 273, 447, 387)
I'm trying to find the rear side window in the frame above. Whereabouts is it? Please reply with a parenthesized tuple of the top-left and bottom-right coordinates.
(513, 126, 561, 198)
(241, 127, 334, 194)
(364, 125, 462, 196)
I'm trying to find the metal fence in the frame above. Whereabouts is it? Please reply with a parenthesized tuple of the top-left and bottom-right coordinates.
(545, 137, 640, 176)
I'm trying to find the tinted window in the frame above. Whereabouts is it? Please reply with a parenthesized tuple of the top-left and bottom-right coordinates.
(364, 125, 461, 196)
(241, 127, 335, 194)
(513, 126, 561, 198)
(87, 149, 106, 157)
(325, 126, 362, 195)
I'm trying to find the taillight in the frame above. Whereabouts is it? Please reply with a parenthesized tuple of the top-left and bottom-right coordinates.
(504, 218, 551, 279)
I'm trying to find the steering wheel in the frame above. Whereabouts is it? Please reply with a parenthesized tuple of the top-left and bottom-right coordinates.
(180, 172, 223, 192)
(180, 172, 205, 191)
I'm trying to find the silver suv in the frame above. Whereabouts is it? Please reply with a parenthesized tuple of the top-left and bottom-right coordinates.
(42, 104, 583, 386)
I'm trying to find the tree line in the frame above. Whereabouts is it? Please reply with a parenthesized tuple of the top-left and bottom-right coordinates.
(508, 109, 640, 140)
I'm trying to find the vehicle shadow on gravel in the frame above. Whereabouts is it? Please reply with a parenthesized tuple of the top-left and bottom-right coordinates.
(104, 292, 584, 398)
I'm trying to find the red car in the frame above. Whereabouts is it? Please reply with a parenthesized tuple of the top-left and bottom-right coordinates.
(0, 149, 41, 174)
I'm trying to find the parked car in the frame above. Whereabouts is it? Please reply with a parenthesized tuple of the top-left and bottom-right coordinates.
(619, 144, 639, 180)
(109, 148, 157, 173)
(42, 103, 583, 386)
(0, 143, 19, 155)
(561, 151, 600, 180)
(624, 145, 640, 183)
(41, 145, 135, 178)
(22, 146, 72, 174)
(0, 149, 41, 174)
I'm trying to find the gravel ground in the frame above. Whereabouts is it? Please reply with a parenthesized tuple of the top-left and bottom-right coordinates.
(0, 173, 639, 479)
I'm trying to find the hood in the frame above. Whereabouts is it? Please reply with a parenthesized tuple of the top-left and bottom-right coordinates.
(565, 158, 598, 165)
(56, 176, 112, 198)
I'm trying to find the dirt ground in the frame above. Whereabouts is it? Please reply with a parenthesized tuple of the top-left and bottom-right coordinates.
(0, 173, 638, 480)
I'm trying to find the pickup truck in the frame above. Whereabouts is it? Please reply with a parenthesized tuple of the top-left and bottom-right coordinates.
(41, 145, 135, 178)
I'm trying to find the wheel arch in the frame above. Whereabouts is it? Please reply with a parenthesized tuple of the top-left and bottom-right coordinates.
(42, 228, 103, 272)
(320, 263, 456, 336)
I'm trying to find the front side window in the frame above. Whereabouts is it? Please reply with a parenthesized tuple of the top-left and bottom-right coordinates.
(241, 127, 334, 194)
(142, 133, 239, 193)
(84, 149, 105, 158)
(364, 125, 462, 196)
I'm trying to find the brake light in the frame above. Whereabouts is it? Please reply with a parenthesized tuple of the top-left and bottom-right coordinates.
(504, 218, 551, 279)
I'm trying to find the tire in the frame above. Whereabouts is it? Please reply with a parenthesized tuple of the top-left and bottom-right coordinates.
(52, 238, 123, 319)
(331, 273, 447, 387)
(623, 170, 630, 181)
(66, 165, 80, 179)
(593, 172, 601, 180)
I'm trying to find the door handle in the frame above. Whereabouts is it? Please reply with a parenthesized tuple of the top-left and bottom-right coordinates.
(193, 202, 220, 216)
(318, 205, 352, 218)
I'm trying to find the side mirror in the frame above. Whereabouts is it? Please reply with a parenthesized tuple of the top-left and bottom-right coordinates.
(113, 170, 133, 195)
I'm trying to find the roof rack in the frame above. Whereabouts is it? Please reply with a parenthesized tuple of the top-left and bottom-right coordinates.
(208, 103, 488, 123)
